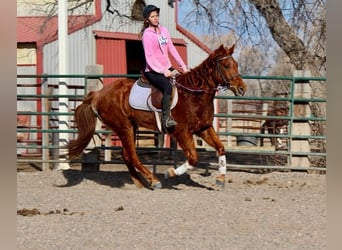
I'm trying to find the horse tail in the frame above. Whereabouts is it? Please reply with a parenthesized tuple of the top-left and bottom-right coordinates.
(68, 92, 97, 159)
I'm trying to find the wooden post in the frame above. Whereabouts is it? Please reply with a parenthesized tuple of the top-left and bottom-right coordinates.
(261, 102, 268, 147)
(104, 134, 112, 161)
(291, 70, 311, 168)
(81, 65, 103, 172)
(227, 99, 233, 147)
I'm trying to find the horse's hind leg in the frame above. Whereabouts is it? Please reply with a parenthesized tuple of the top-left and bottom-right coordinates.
(269, 127, 276, 146)
(122, 149, 145, 188)
(118, 128, 162, 189)
(198, 126, 226, 188)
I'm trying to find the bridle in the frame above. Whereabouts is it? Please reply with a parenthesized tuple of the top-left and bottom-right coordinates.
(216, 55, 241, 91)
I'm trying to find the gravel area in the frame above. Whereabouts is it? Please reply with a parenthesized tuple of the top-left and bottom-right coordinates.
(17, 164, 326, 250)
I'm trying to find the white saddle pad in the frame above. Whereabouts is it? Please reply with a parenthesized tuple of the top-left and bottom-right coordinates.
(129, 80, 178, 112)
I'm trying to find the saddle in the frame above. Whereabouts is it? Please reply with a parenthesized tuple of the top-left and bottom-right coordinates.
(128, 73, 179, 132)
(128, 73, 178, 112)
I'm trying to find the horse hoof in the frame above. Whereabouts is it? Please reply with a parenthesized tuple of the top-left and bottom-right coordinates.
(152, 182, 162, 189)
(215, 179, 225, 188)
(216, 175, 225, 188)
(164, 168, 176, 179)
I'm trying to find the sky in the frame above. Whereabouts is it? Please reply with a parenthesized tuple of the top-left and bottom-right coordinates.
(177, 0, 209, 35)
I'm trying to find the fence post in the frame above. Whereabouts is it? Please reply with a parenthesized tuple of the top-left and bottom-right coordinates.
(81, 65, 104, 172)
(55, 0, 70, 170)
(227, 99, 233, 146)
(41, 77, 51, 170)
(291, 70, 311, 168)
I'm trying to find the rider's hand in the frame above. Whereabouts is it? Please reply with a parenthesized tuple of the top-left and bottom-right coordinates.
(181, 65, 189, 73)
(170, 69, 180, 77)
(163, 69, 172, 77)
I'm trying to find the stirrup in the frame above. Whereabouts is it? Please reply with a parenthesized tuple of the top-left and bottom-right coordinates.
(165, 117, 177, 128)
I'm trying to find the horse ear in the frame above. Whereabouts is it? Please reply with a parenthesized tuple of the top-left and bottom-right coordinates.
(227, 44, 235, 54)
(217, 44, 225, 52)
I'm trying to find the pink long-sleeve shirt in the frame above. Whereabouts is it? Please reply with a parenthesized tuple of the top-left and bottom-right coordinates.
(142, 25, 186, 74)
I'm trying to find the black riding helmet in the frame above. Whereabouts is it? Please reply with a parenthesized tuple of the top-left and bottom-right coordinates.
(143, 5, 160, 19)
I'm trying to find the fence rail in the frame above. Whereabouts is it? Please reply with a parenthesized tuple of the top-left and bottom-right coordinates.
(17, 74, 326, 172)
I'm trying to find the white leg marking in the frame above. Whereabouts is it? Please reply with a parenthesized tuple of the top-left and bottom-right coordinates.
(174, 160, 193, 176)
(218, 155, 226, 175)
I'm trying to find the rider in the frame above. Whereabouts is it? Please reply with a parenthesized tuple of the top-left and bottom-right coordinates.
(139, 4, 188, 131)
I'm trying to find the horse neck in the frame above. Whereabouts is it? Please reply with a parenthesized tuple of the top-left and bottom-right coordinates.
(178, 61, 217, 93)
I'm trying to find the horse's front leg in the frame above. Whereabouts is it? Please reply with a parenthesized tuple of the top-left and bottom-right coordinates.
(198, 126, 226, 188)
(164, 133, 198, 178)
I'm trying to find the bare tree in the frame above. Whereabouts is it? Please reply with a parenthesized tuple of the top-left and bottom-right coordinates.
(250, 0, 325, 74)
(181, 0, 326, 167)
(180, 0, 326, 76)
(181, 0, 326, 112)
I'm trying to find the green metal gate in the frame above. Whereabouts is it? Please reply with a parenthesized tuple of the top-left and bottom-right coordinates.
(17, 74, 326, 172)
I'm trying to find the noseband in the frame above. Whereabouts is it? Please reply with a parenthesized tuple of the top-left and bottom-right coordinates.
(216, 56, 241, 91)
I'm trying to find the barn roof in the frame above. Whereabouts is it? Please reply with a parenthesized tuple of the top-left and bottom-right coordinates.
(17, 16, 58, 45)
(17, 15, 101, 47)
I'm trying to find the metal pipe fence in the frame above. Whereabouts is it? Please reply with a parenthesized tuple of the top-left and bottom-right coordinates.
(17, 74, 326, 172)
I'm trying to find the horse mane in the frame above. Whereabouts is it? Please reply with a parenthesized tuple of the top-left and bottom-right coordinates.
(176, 45, 228, 91)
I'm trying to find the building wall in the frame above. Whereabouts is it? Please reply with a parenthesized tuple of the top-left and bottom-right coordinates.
(100, 0, 209, 68)
(17, 0, 213, 149)
(40, 0, 208, 79)
(18, 0, 210, 105)
(43, 25, 96, 83)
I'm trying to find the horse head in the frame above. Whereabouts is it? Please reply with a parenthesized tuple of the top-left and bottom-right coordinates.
(212, 44, 247, 96)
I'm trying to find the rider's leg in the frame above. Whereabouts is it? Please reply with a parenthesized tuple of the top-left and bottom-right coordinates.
(144, 71, 177, 129)
(162, 93, 177, 129)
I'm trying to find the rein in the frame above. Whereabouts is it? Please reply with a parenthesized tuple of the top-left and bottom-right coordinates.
(174, 81, 217, 94)
(173, 55, 240, 94)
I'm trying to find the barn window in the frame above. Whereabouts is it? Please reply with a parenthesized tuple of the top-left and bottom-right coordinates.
(131, 0, 145, 21)
(17, 43, 37, 65)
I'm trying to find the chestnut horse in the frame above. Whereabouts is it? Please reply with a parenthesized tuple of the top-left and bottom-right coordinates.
(68, 45, 247, 189)
(260, 107, 289, 147)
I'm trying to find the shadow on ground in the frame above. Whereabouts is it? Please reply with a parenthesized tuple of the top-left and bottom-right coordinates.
(18, 150, 287, 190)
(56, 168, 215, 191)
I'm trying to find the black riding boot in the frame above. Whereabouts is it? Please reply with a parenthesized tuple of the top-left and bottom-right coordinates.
(162, 94, 177, 129)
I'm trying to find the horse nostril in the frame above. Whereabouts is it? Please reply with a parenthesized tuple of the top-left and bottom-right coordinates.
(239, 87, 245, 95)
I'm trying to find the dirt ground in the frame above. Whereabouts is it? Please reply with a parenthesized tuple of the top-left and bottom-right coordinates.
(17, 158, 326, 250)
